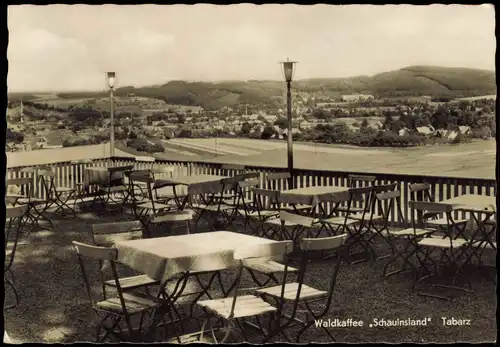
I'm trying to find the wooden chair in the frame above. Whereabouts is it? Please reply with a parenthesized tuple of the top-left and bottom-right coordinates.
(256, 234, 348, 343)
(336, 174, 376, 215)
(180, 241, 294, 344)
(6, 177, 43, 231)
(70, 159, 95, 211)
(246, 188, 289, 239)
(5, 205, 29, 309)
(91, 221, 160, 292)
(72, 241, 167, 342)
(409, 183, 469, 227)
(383, 201, 438, 278)
(95, 165, 135, 213)
(412, 202, 472, 300)
(38, 168, 77, 218)
(221, 163, 246, 176)
(18, 168, 55, 229)
(263, 172, 311, 213)
(127, 173, 182, 236)
(364, 189, 405, 261)
(151, 166, 187, 209)
(190, 178, 239, 232)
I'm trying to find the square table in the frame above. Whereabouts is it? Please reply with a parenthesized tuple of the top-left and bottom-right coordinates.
(442, 194, 496, 212)
(280, 186, 350, 216)
(154, 174, 229, 209)
(115, 231, 278, 284)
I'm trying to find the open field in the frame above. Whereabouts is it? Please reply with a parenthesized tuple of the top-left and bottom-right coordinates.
(158, 138, 496, 179)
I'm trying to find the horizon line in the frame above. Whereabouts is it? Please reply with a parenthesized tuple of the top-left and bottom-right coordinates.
(8, 64, 495, 94)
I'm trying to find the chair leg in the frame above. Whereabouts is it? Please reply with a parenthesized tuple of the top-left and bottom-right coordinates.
(4, 275, 19, 309)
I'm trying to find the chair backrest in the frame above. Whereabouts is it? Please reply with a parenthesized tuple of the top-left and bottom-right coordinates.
(151, 165, 175, 180)
(408, 200, 458, 240)
(221, 164, 245, 176)
(409, 183, 434, 202)
(72, 241, 128, 310)
(251, 187, 281, 213)
(37, 169, 56, 196)
(263, 172, 291, 190)
(6, 177, 32, 197)
(291, 234, 347, 322)
(92, 221, 145, 246)
(230, 241, 294, 320)
(264, 172, 291, 182)
(279, 210, 316, 228)
(347, 174, 376, 187)
(373, 189, 404, 225)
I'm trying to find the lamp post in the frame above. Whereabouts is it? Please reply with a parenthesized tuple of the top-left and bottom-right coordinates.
(280, 58, 297, 189)
(106, 72, 116, 157)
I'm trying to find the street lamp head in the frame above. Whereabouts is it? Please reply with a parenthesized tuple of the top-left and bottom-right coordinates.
(106, 72, 116, 89)
(280, 58, 297, 83)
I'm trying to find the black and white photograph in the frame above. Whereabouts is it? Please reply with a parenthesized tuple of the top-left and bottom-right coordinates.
(4, 3, 497, 344)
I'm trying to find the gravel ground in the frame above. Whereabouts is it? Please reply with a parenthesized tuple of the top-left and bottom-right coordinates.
(4, 210, 497, 343)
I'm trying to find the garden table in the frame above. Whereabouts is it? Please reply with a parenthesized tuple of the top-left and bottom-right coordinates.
(114, 231, 278, 341)
(153, 174, 229, 209)
(115, 231, 277, 284)
(442, 194, 496, 254)
(442, 194, 496, 212)
(280, 185, 350, 216)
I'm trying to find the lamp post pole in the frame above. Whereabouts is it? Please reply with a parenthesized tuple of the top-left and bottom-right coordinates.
(110, 87, 115, 157)
(280, 58, 297, 189)
(107, 72, 116, 158)
(286, 81, 293, 189)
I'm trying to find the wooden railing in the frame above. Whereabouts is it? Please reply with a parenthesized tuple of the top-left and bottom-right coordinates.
(6, 155, 496, 226)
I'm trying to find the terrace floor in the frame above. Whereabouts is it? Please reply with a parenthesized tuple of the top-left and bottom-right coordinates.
(4, 207, 497, 343)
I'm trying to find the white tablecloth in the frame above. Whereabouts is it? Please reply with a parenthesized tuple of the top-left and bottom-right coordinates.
(115, 231, 278, 284)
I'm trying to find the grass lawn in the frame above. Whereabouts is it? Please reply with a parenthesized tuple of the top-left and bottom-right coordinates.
(4, 208, 496, 343)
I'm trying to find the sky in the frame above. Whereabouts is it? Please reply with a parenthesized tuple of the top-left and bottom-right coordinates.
(7, 4, 496, 92)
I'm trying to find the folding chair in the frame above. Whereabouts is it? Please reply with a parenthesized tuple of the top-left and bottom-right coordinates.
(242, 211, 304, 288)
(185, 240, 294, 344)
(319, 186, 374, 263)
(91, 221, 160, 292)
(245, 188, 287, 239)
(364, 189, 405, 261)
(460, 209, 496, 270)
(238, 178, 262, 234)
(383, 201, 437, 278)
(190, 178, 239, 232)
(257, 234, 348, 343)
(127, 173, 178, 236)
(6, 177, 42, 232)
(220, 172, 261, 227)
(151, 166, 187, 210)
(5, 205, 29, 309)
(263, 172, 311, 214)
(73, 241, 168, 342)
(71, 159, 95, 211)
(38, 168, 77, 218)
(221, 163, 246, 176)
(95, 165, 135, 213)
(412, 202, 472, 300)
(17, 168, 55, 229)
(409, 183, 469, 227)
(335, 174, 376, 215)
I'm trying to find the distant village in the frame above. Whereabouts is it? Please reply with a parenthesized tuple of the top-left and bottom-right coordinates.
(6, 92, 496, 152)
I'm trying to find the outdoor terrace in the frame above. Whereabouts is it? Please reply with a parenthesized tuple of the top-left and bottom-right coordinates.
(4, 208, 497, 343)
(4, 154, 497, 343)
